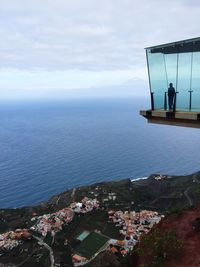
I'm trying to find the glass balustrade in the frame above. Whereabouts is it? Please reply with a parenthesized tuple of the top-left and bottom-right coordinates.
(146, 38, 200, 112)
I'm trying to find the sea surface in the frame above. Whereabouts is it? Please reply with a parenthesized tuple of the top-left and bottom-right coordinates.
(0, 97, 200, 208)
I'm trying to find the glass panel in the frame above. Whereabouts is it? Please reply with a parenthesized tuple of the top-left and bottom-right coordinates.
(176, 53, 192, 111)
(191, 52, 200, 111)
(165, 54, 177, 87)
(147, 49, 200, 112)
(147, 49, 167, 110)
(163, 53, 177, 110)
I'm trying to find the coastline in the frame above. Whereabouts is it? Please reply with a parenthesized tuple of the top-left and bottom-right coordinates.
(131, 176, 149, 182)
(0, 172, 194, 210)
(0, 175, 165, 209)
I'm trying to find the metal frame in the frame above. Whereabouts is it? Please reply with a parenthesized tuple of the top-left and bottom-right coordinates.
(146, 49, 154, 110)
(145, 37, 200, 51)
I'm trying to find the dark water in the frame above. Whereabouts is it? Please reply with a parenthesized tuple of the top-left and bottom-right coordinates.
(0, 97, 200, 208)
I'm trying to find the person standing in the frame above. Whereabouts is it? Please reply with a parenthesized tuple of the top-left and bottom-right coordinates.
(168, 83, 175, 110)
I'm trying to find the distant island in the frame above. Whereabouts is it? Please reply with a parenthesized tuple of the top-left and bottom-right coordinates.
(1, 172, 200, 267)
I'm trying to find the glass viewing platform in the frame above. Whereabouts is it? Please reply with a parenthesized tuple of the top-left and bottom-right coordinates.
(140, 37, 200, 128)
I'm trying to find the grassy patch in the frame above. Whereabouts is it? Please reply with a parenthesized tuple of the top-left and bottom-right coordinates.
(75, 232, 109, 259)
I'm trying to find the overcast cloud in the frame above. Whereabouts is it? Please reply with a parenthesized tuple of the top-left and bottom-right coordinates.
(0, 0, 200, 99)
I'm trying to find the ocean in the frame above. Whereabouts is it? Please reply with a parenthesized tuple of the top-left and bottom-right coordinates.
(0, 97, 200, 208)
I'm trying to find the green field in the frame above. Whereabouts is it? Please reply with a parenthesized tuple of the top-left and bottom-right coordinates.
(75, 232, 109, 259)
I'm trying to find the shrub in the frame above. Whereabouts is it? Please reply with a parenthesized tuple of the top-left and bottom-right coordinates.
(192, 217, 200, 232)
(138, 229, 183, 267)
(169, 206, 184, 216)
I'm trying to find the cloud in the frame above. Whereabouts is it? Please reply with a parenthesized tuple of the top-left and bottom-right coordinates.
(0, 0, 200, 97)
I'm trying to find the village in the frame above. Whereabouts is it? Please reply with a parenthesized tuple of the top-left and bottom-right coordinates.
(0, 197, 100, 254)
(30, 207, 74, 237)
(71, 209, 164, 266)
(30, 197, 99, 237)
(108, 209, 164, 252)
(0, 191, 164, 267)
(0, 229, 31, 254)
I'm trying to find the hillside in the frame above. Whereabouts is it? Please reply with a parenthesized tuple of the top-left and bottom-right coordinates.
(136, 204, 200, 267)
(1, 172, 200, 267)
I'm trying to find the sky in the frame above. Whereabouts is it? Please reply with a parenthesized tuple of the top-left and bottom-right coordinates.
(0, 0, 200, 99)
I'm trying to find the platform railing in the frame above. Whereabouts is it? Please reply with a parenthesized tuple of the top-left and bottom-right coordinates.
(151, 92, 154, 111)
(188, 90, 193, 111)
(164, 92, 167, 110)
(154, 90, 199, 112)
(150, 90, 200, 112)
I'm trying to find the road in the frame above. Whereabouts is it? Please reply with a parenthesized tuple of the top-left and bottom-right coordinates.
(56, 195, 61, 205)
(184, 186, 193, 206)
(32, 235, 54, 267)
(183, 173, 200, 207)
(71, 188, 76, 201)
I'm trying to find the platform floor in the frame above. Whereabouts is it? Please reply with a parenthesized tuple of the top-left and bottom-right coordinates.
(140, 110, 200, 128)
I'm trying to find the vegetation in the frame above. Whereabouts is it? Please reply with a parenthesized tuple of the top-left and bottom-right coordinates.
(75, 232, 109, 259)
(2, 173, 200, 267)
(192, 217, 200, 232)
(139, 229, 183, 267)
(195, 187, 200, 200)
(169, 206, 184, 216)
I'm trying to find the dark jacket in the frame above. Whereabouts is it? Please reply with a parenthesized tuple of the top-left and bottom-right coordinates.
(168, 87, 175, 97)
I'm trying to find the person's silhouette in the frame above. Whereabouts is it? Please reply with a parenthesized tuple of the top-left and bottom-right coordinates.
(168, 83, 175, 110)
